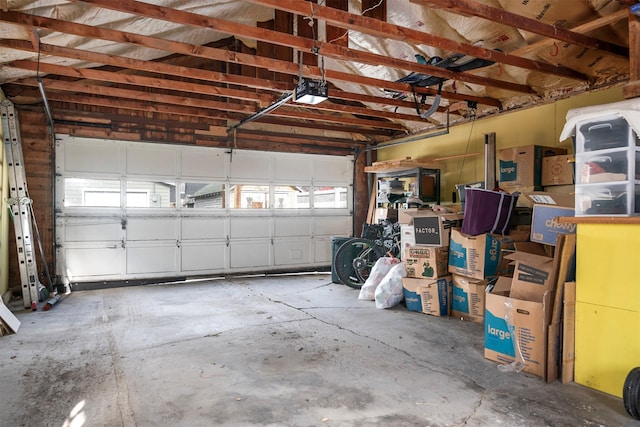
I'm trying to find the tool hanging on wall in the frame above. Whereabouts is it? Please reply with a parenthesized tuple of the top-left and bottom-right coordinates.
(1, 99, 52, 309)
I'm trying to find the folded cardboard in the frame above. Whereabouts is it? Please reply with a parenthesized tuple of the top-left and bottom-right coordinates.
(498, 145, 567, 188)
(448, 229, 515, 280)
(399, 210, 463, 247)
(505, 251, 556, 302)
(402, 276, 451, 317)
(542, 154, 574, 186)
(525, 192, 576, 246)
(484, 276, 551, 378)
(404, 246, 449, 279)
(451, 274, 487, 323)
(400, 224, 416, 253)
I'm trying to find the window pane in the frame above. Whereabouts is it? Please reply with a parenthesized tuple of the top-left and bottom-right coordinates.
(274, 185, 310, 209)
(126, 181, 176, 208)
(64, 178, 121, 207)
(180, 182, 226, 208)
(229, 184, 269, 209)
(314, 186, 348, 208)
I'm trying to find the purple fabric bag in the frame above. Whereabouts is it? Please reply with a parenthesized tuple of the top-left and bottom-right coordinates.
(461, 188, 518, 236)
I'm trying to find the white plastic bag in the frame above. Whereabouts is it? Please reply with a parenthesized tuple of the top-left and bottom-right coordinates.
(358, 257, 399, 300)
(374, 262, 407, 309)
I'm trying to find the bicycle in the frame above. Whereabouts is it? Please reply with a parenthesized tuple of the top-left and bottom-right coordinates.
(333, 220, 402, 289)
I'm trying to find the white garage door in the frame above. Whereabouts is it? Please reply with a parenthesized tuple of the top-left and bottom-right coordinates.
(55, 135, 353, 285)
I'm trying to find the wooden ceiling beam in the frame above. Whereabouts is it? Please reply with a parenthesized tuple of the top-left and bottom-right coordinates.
(1, 41, 439, 123)
(511, 8, 630, 58)
(412, 0, 628, 59)
(7, 79, 257, 114)
(0, 39, 292, 93)
(8, 60, 271, 103)
(68, 0, 518, 99)
(0, 11, 502, 107)
(243, 0, 587, 81)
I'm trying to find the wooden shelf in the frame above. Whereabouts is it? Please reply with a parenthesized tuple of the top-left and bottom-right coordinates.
(364, 158, 441, 173)
(557, 216, 640, 224)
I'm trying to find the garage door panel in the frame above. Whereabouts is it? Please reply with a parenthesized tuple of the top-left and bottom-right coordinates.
(127, 146, 177, 176)
(229, 151, 271, 180)
(274, 217, 310, 237)
(274, 238, 310, 266)
(274, 155, 312, 181)
(126, 244, 178, 274)
(181, 148, 228, 179)
(61, 218, 123, 242)
(230, 217, 271, 239)
(127, 218, 178, 240)
(182, 217, 227, 240)
(230, 240, 271, 268)
(61, 140, 122, 174)
(314, 216, 352, 237)
(314, 237, 332, 264)
(314, 157, 352, 182)
(65, 247, 123, 277)
(181, 242, 226, 272)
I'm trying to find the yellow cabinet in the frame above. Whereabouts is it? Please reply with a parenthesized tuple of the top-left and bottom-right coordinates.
(575, 223, 640, 397)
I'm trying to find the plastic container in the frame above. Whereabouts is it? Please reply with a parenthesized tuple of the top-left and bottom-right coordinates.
(575, 183, 640, 216)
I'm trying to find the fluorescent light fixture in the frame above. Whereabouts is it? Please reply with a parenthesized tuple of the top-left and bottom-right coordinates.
(294, 78, 328, 105)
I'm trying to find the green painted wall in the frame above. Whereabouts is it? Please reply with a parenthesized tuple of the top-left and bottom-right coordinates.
(377, 86, 624, 204)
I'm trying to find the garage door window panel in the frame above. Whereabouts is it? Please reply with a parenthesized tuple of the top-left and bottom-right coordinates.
(64, 178, 121, 208)
(314, 186, 348, 209)
(181, 182, 225, 209)
(230, 184, 270, 209)
(126, 180, 176, 208)
(274, 185, 310, 209)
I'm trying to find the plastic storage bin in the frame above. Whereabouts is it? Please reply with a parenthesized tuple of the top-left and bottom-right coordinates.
(575, 183, 640, 216)
(577, 116, 639, 152)
(575, 114, 640, 216)
(575, 149, 640, 184)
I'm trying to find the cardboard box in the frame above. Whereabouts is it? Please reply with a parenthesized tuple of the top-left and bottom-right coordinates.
(398, 210, 463, 247)
(404, 246, 449, 279)
(484, 277, 551, 378)
(542, 154, 574, 186)
(451, 274, 487, 323)
(447, 229, 515, 280)
(402, 276, 452, 316)
(398, 208, 432, 225)
(498, 145, 567, 188)
(525, 192, 576, 246)
(402, 277, 425, 312)
(505, 251, 556, 302)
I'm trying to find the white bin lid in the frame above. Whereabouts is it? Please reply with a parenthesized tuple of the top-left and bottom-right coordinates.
(559, 98, 640, 142)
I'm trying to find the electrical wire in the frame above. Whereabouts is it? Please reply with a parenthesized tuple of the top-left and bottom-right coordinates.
(456, 108, 477, 185)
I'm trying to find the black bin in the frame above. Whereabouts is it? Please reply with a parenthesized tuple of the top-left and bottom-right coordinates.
(330, 236, 352, 284)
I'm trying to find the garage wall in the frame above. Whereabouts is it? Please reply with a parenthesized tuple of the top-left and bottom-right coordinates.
(378, 86, 624, 203)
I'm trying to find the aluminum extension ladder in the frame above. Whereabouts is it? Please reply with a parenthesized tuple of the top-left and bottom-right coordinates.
(0, 99, 44, 309)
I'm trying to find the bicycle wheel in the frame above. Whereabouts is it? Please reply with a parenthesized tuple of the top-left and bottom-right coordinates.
(333, 238, 385, 289)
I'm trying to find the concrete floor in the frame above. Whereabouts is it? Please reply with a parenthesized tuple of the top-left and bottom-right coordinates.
(0, 273, 636, 427)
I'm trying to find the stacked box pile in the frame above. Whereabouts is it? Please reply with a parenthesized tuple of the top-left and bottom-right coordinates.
(387, 144, 578, 381)
(399, 210, 461, 317)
